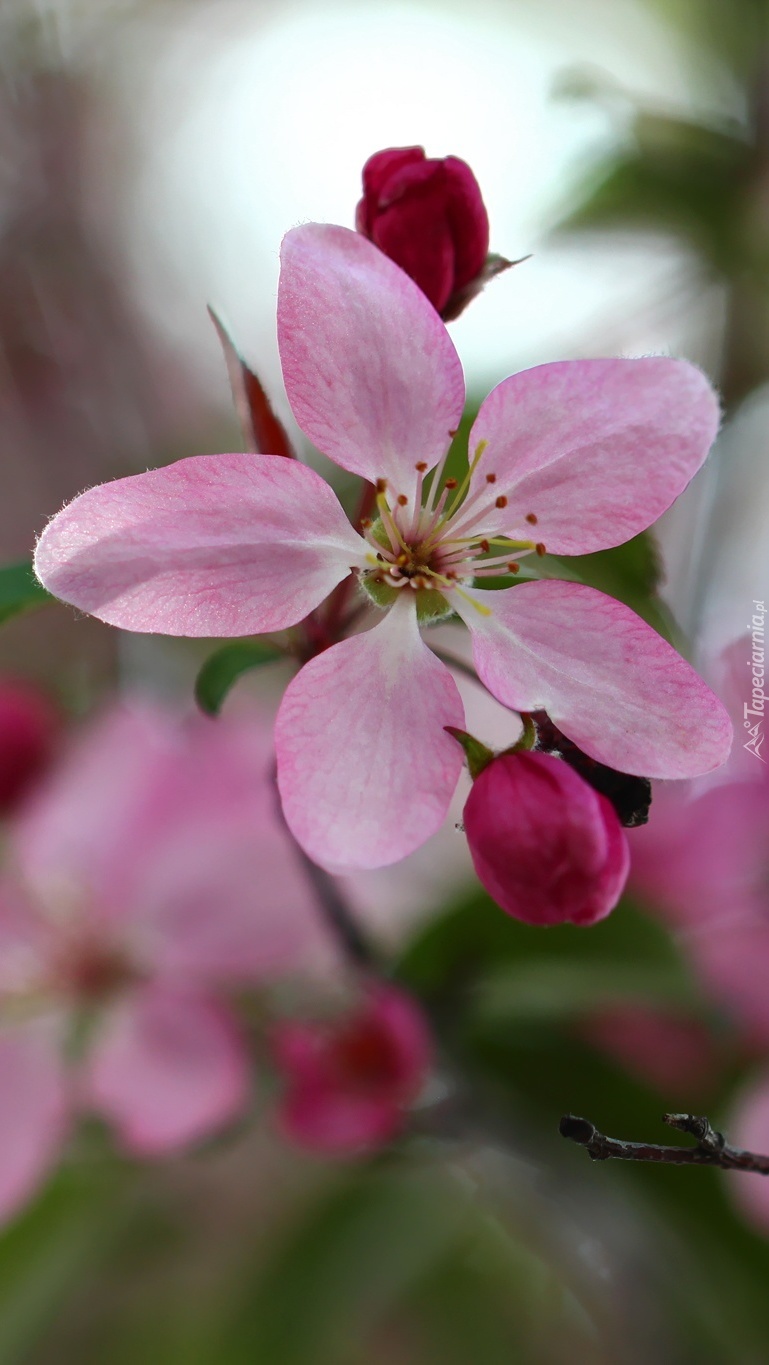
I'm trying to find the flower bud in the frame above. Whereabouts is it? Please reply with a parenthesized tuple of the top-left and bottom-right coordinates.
(0, 678, 59, 814)
(355, 146, 491, 317)
(463, 750, 630, 927)
(272, 986, 431, 1156)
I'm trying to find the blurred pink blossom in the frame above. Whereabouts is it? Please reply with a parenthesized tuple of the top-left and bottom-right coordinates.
(35, 225, 731, 873)
(0, 703, 316, 1223)
(273, 985, 431, 1156)
(725, 1073, 769, 1234)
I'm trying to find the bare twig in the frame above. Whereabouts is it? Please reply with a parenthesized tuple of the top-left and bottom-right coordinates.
(560, 1113, 769, 1174)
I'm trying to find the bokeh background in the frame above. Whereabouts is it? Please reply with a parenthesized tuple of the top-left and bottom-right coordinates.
(2, 0, 769, 1360)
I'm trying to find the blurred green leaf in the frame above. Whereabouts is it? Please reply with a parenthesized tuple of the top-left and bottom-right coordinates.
(475, 955, 696, 1027)
(555, 114, 751, 275)
(194, 639, 284, 715)
(0, 562, 52, 627)
(0, 1159, 130, 1365)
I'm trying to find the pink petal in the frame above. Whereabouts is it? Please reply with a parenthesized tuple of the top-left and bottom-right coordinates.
(455, 581, 732, 778)
(463, 751, 629, 926)
(275, 596, 465, 869)
(278, 225, 465, 499)
(0, 1023, 69, 1224)
(84, 986, 249, 1155)
(470, 358, 719, 550)
(34, 453, 365, 636)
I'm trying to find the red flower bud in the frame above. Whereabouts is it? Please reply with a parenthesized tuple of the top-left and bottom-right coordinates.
(463, 751, 630, 927)
(0, 679, 59, 815)
(355, 146, 490, 317)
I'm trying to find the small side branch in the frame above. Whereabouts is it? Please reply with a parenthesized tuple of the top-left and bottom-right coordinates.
(559, 1112, 769, 1175)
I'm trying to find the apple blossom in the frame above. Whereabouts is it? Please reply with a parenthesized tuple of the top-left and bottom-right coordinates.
(462, 750, 630, 926)
(355, 146, 491, 317)
(0, 703, 317, 1223)
(272, 985, 431, 1155)
(34, 223, 732, 872)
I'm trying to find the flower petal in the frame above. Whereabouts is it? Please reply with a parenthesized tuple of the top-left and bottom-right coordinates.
(0, 1023, 69, 1224)
(84, 986, 249, 1155)
(34, 453, 365, 636)
(455, 581, 732, 778)
(275, 595, 465, 869)
(470, 358, 719, 550)
(278, 224, 465, 498)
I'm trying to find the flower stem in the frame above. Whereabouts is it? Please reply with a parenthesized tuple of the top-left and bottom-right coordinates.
(560, 1112, 769, 1174)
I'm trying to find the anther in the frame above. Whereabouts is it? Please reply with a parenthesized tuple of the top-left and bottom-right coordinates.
(445, 478, 458, 490)
(415, 461, 428, 472)
(486, 473, 497, 484)
(376, 478, 388, 494)
(535, 542, 546, 557)
(480, 539, 490, 552)
(449, 427, 458, 438)
(397, 494, 408, 506)
(495, 495, 508, 509)
(508, 562, 520, 573)
(525, 513, 538, 525)
(361, 517, 372, 529)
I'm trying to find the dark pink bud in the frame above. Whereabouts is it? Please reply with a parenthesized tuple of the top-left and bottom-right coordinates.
(0, 679, 59, 814)
(272, 986, 431, 1156)
(355, 146, 490, 317)
(463, 751, 630, 927)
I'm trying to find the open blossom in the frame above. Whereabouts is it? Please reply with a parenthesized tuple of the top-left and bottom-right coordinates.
(463, 750, 630, 926)
(273, 985, 431, 1155)
(355, 146, 490, 317)
(34, 224, 732, 872)
(0, 703, 316, 1224)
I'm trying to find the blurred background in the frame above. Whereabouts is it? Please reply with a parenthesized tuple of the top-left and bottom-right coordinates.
(2, 0, 769, 1360)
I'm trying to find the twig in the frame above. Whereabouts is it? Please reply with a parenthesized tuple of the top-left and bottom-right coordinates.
(560, 1113, 769, 1174)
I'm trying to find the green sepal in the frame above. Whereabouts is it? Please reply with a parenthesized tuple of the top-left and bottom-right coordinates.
(503, 712, 536, 754)
(195, 639, 284, 716)
(0, 561, 53, 627)
(445, 727, 495, 779)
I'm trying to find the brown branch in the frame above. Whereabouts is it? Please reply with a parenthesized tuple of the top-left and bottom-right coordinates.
(560, 1113, 769, 1174)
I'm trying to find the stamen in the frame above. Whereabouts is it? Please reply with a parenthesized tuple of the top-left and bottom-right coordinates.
(376, 478, 387, 494)
(420, 567, 493, 615)
(486, 473, 496, 484)
(495, 495, 508, 509)
(377, 493, 411, 556)
(397, 494, 408, 506)
(535, 542, 547, 557)
(526, 513, 538, 525)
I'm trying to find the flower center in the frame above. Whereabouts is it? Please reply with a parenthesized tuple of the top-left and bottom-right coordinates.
(359, 443, 546, 619)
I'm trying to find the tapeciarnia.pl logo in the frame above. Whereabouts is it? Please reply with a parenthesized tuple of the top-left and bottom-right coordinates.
(744, 599, 767, 762)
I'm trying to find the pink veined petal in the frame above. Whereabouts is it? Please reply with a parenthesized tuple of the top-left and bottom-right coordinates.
(278, 224, 466, 500)
(454, 581, 732, 779)
(34, 453, 366, 636)
(275, 595, 465, 870)
(84, 986, 250, 1155)
(469, 358, 720, 550)
(0, 1022, 69, 1225)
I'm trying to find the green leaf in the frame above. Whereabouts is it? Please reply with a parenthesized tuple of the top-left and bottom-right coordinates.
(474, 955, 696, 1027)
(0, 561, 52, 627)
(194, 640, 284, 715)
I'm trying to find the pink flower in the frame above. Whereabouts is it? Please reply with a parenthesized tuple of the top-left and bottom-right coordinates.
(463, 751, 630, 926)
(273, 985, 431, 1156)
(630, 769, 769, 1044)
(0, 703, 316, 1223)
(355, 146, 490, 317)
(0, 678, 59, 814)
(34, 225, 731, 872)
